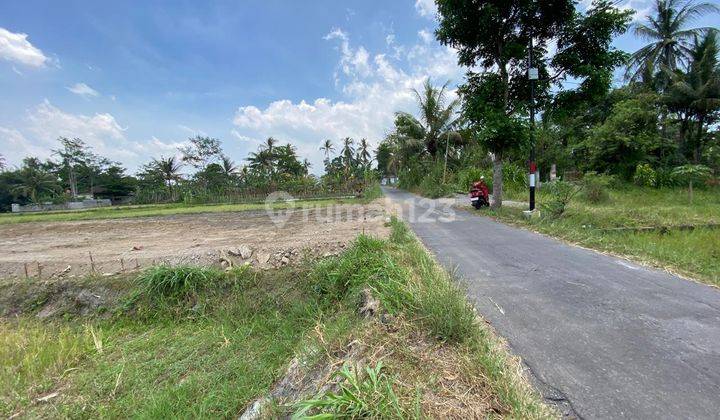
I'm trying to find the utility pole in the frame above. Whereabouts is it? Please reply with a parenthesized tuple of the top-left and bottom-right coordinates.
(528, 35, 538, 211)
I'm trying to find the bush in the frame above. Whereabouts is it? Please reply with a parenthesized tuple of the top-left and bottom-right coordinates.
(456, 167, 488, 192)
(633, 163, 657, 187)
(503, 162, 528, 192)
(541, 180, 581, 217)
(654, 168, 679, 188)
(580, 172, 612, 203)
(128, 265, 250, 314)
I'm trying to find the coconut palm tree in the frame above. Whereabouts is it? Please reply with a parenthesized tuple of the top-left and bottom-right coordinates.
(319, 139, 335, 160)
(394, 79, 460, 157)
(626, 0, 719, 84)
(220, 154, 238, 176)
(664, 31, 720, 161)
(261, 137, 278, 153)
(358, 138, 371, 167)
(151, 156, 184, 188)
(12, 158, 59, 203)
(341, 137, 355, 175)
(0, 154, 6, 171)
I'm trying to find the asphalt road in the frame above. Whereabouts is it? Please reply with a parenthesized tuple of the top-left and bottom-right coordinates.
(382, 187, 720, 419)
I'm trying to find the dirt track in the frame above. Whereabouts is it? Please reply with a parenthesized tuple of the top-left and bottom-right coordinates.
(0, 203, 388, 280)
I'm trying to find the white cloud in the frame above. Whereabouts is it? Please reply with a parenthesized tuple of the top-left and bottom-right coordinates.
(418, 29, 433, 44)
(67, 82, 100, 99)
(232, 26, 463, 174)
(0, 100, 187, 171)
(0, 27, 48, 67)
(415, 0, 438, 19)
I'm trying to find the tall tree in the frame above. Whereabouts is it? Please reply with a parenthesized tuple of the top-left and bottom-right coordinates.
(358, 138, 372, 167)
(341, 137, 355, 175)
(12, 158, 59, 203)
(52, 137, 93, 198)
(665, 31, 720, 162)
(149, 156, 183, 188)
(179, 136, 222, 171)
(319, 139, 335, 160)
(0, 154, 5, 171)
(394, 79, 460, 158)
(626, 0, 719, 85)
(437, 0, 630, 208)
(220, 154, 238, 176)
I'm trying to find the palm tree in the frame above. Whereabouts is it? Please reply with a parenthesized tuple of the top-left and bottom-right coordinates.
(626, 0, 719, 84)
(665, 32, 720, 161)
(261, 137, 278, 154)
(341, 137, 355, 175)
(220, 154, 238, 176)
(0, 154, 6, 171)
(151, 156, 183, 188)
(358, 138, 371, 167)
(319, 139, 335, 160)
(395, 79, 460, 157)
(13, 159, 59, 203)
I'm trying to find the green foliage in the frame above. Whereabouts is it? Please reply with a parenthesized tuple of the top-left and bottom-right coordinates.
(294, 362, 404, 419)
(580, 172, 612, 203)
(456, 167, 487, 191)
(584, 94, 667, 179)
(541, 180, 581, 217)
(633, 163, 657, 187)
(129, 265, 248, 314)
(672, 164, 712, 186)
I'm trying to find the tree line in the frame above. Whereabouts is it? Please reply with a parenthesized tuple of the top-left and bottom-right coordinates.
(376, 0, 719, 207)
(0, 134, 377, 212)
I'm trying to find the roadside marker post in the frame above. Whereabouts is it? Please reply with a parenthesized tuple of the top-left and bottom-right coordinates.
(528, 36, 538, 212)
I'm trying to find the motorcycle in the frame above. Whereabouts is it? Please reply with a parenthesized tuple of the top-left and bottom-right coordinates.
(470, 178, 490, 209)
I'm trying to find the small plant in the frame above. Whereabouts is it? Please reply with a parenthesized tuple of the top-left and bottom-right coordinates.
(672, 164, 712, 204)
(293, 362, 404, 419)
(580, 172, 612, 204)
(633, 163, 657, 187)
(541, 180, 581, 217)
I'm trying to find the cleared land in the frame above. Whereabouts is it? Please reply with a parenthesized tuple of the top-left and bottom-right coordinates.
(0, 203, 388, 280)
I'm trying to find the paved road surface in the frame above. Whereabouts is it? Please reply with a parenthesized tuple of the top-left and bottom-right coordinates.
(383, 187, 720, 419)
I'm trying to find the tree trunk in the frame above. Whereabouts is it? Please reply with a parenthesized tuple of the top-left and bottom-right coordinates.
(491, 154, 503, 210)
(69, 167, 78, 199)
(689, 180, 694, 205)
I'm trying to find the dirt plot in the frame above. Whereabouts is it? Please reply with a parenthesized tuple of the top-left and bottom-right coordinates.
(0, 202, 389, 280)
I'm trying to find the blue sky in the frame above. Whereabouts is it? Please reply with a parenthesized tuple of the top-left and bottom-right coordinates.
(0, 0, 717, 174)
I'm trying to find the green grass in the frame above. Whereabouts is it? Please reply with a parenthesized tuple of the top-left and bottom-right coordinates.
(1, 265, 358, 418)
(490, 186, 720, 286)
(0, 196, 363, 225)
(2, 218, 552, 419)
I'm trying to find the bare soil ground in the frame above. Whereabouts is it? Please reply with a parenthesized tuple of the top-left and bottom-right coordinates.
(0, 202, 388, 280)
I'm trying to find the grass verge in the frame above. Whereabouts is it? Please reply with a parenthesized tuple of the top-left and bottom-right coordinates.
(1, 218, 553, 418)
(489, 187, 720, 286)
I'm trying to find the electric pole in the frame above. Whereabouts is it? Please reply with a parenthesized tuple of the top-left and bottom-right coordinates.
(528, 35, 538, 211)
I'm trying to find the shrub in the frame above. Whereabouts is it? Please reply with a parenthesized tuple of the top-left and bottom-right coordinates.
(633, 163, 657, 187)
(655, 168, 679, 188)
(131, 265, 231, 307)
(541, 180, 581, 217)
(503, 162, 528, 192)
(580, 172, 611, 203)
(456, 167, 488, 191)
